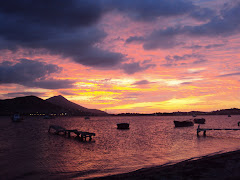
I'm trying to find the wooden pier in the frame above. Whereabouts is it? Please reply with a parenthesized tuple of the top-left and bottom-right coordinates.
(197, 125, 240, 136)
(48, 125, 95, 141)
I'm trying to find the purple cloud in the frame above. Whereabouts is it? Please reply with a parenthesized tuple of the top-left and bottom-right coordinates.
(103, 0, 195, 21)
(126, 2, 240, 50)
(4, 92, 46, 98)
(0, 59, 75, 89)
(217, 72, 240, 77)
(132, 80, 151, 85)
(122, 62, 156, 74)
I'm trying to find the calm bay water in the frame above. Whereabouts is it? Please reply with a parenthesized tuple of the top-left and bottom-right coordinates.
(1, 115, 240, 179)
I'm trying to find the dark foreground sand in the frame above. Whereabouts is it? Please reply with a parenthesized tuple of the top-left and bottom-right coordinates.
(89, 150, 240, 180)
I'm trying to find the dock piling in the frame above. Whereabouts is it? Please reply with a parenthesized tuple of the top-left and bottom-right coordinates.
(197, 125, 240, 136)
(48, 125, 95, 141)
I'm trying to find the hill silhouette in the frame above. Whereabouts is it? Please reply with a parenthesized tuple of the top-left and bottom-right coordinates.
(46, 95, 107, 116)
(0, 95, 108, 116)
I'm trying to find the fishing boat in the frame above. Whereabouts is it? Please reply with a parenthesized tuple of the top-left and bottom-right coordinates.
(117, 123, 129, 129)
(43, 115, 55, 119)
(174, 120, 193, 127)
(11, 113, 23, 122)
(194, 118, 206, 124)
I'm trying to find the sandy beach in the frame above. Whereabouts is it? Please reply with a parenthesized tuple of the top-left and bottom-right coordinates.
(89, 150, 240, 180)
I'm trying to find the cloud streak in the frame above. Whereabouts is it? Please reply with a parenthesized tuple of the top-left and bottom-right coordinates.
(162, 53, 207, 67)
(217, 72, 240, 77)
(132, 80, 151, 85)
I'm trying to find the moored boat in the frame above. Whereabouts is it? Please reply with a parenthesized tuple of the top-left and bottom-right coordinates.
(117, 123, 129, 129)
(194, 118, 205, 124)
(43, 115, 55, 119)
(11, 113, 23, 122)
(174, 120, 193, 127)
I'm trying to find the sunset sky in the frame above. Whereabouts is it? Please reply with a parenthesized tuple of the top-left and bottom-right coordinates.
(0, 0, 240, 113)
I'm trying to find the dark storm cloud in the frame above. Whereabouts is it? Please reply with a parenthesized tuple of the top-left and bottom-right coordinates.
(188, 2, 240, 36)
(126, 2, 240, 50)
(0, 0, 125, 68)
(0, 0, 230, 69)
(0, 0, 102, 27)
(122, 62, 156, 74)
(132, 80, 151, 85)
(103, 0, 195, 21)
(73, 47, 124, 67)
(0, 59, 75, 89)
(0, 59, 61, 83)
(127, 27, 184, 49)
(189, 7, 216, 21)
(125, 36, 145, 44)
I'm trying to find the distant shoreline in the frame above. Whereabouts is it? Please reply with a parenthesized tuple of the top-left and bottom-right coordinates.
(89, 149, 240, 179)
(1, 113, 240, 117)
(1, 95, 240, 116)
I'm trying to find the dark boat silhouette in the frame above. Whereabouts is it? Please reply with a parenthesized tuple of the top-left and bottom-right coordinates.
(43, 115, 55, 119)
(194, 118, 205, 124)
(11, 113, 23, 122)
(174, 120, 193, 127)
(117, 123, 129, 129)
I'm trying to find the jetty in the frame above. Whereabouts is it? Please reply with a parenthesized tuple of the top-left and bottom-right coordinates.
(48, 125, 95, 141)
(197, 125, 240, 136)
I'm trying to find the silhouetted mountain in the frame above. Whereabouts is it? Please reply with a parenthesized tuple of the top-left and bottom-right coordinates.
(0, 95, 108, 116)
(1, 95, 239, 116)
(0, 96, 65, 115)
(46, 95, 108, 116)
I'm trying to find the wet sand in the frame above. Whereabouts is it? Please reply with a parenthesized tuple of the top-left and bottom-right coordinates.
(89, 150, 240, 180)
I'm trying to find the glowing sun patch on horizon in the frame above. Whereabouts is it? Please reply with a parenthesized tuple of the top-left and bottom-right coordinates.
(106, 96, 204, 112)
